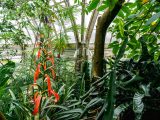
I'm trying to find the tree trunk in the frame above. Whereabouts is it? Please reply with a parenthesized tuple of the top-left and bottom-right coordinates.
(64, 0, 80, 47)
(81, 0, 85, 44)
(92, 1, 124, 79)
(64, 0, 83, 72)
(85, 9, 99, 60)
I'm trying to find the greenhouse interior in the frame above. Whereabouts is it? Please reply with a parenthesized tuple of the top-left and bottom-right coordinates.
(0, 0, 160, 120)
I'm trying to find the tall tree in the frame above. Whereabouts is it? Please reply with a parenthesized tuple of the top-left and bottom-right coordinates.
(92, 0, 125, 79)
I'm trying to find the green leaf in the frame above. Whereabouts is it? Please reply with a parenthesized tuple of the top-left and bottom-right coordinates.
(128, 14, 137, 19)
(122, 6, 130, 15)
(85, 97, 103, 109)
(118, 19, 124, 37)
(123, 75, 143, 86)
(9, 89, 16, 100)
(145, 12, 160, 25)
(105, 0, 118, 10)
(104, 71, 116, 120)
(0, 61, 15, 87)
(116, 38, 128, 60)
(97, 4, 108, 11)
(108, 41, 120, 55)
(87, 0, 100, 12)
(43, 105, 68, 110)
(113, 45, 119, 56)
(118, 11, 124, 18)
(56, 108, 83, 115)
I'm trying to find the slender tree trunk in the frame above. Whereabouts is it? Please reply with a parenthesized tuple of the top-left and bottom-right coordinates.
(85, 9, 99, 60)
(78, 0, 86, 72)
(92, 1, 124, 79)
(81, 0, 85, 44)
(64, 0, 80, 47)
(64, 0, 83, 72)
(81, 9, 99, 90)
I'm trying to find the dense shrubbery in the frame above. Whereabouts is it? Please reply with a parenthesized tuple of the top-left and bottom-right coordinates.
(0, 0, 160, 120)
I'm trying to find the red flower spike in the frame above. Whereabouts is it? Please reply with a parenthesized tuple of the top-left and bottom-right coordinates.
(50, 90, 60, 103)
(34, 71, 39, 83)
(34, 92, 39, 101)
(45, 74, 52, 97)
(37, 49, 41, 59)
(50, 68, 56, 80)
(34, 64, 41, 83)
(45, 74, 60, 102)
(32, 93, 41, 115)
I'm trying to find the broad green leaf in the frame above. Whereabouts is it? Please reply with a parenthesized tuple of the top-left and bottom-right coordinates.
(124, 2, 136, 9)
(87, 0, 100, 12)
(105, 0, 118, 10)
(122, 6, 130, 16)
(97, 4, 108, 11)
(108, 41, 120, 55)
(118, 11, 125, 18)
(113, 45, 119, 56)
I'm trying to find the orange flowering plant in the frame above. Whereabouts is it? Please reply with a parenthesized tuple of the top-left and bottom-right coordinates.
(31, 34, 60, 116)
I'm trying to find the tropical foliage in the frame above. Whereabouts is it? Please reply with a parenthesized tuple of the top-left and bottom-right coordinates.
(0, 0, 160, 120)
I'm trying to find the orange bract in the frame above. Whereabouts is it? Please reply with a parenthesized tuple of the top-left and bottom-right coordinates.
(45, 74, 60, 102)
(37, 49, 41, 59)
(32, 93, 41, 115)
(50, 68, 56, 80)
(34, 64, 41, 83)
(50, 89, 60, 103)
(32, 41, 59, 115)
(45, 74, 52, 96)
